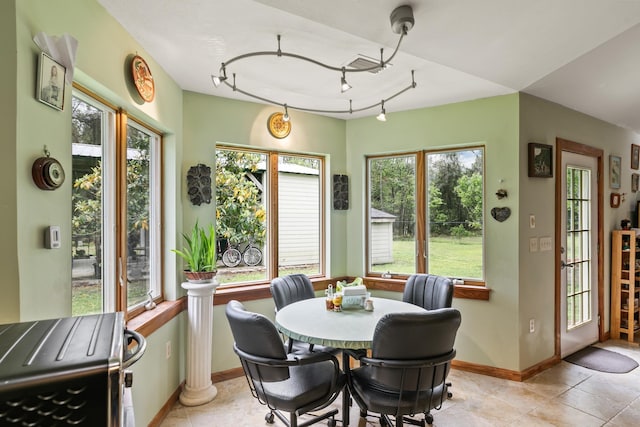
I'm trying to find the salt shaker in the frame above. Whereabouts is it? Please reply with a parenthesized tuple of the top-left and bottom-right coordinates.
(364, 299, 374, 311)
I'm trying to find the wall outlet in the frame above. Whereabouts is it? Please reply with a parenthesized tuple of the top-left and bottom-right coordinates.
(166, 341, 171, 359)
(529, 237, 538, 252)
(529, 319, 535, 333)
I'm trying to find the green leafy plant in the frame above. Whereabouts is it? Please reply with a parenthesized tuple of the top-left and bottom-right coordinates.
(172, 220, 216, 272)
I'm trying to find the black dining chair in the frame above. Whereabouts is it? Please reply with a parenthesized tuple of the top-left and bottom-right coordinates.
(346, 308, 461, 427)
(270, 274, 337, 355)
(225, 300, 345, 427)
(402, 274, 454, 310)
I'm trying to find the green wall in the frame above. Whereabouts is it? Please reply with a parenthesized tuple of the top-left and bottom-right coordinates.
(10, 1, 185, 425)
(518, 93, 639, 369)
(0, 0, 19, 323)
(345, 95, 523, 370)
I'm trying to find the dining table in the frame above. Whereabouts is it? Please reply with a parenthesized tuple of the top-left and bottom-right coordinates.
(275, 296, 426, 426)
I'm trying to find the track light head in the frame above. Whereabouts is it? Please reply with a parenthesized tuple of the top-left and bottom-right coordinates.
(283, 104, 290, 122)
(376, 100, 387, 122)
(340, 69, 352, 93)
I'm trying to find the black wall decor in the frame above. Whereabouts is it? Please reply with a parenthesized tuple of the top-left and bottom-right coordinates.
(333, 174, 349, 210)
(187, 164, 212, 206)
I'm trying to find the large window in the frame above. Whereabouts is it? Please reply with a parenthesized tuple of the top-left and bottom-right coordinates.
(215, 146, 324, 285)
(71, 89, 162, 317)
(367, 147, 484, 283)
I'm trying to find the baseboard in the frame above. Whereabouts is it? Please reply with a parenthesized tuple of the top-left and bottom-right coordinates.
(452, 354, 560, 382)
(148, 381, 183, 427)
(211, 367, 244, 383)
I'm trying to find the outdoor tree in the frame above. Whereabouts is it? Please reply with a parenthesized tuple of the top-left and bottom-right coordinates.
(215, 150, 266, 246)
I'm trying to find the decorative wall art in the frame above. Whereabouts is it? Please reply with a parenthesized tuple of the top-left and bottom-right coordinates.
(633, 173, 639, 192)
(528, 143, 552, 178)
(610, 155, 622, 189)
(187, 164, 212, 206)
(37, 52, 66, 111)
(490, 207, 511, 222)
(610, 192, 621, 208)
(632, 144, 640, 170)
(267, 112, 291, 138)
(131, 55, 155, 102)
(333, 174, 349, 210)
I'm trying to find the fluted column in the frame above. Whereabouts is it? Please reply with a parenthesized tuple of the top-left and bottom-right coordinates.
(179, 278, 219, 406)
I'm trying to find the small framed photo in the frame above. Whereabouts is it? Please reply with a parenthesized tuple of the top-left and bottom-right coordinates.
(37, 52, 66, 111)
(633, 173, 639, 192)
(528, 143, 553, 178)
(633, 144, 640, 170)
(610, 155, 622, 189)
(611, 192, 621, 208)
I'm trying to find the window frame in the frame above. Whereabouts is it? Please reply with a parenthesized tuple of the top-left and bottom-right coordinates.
(72, 84, 164, 319)
(365, 146, 486, 287)
(215, 145, 326, 287)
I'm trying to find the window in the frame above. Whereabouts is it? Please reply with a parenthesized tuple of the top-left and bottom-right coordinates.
(367, 147, 484, 283)
(215, 146, 324, 285)
(71, 89, 162, 317)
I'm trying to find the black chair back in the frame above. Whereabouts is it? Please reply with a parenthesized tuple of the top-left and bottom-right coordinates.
(402, 274, 454, 310)
(225, 300, 289, 382)
(270, 274, 316, 311)
(369, 308, 461, 391)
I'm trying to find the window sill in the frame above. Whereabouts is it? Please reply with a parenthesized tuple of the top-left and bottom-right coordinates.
(126, 299, 186, 337)
(125, 275, 490, 338)
(362, 277, 491, 301)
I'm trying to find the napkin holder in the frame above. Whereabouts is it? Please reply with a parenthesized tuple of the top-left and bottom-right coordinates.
(341, 285, 369, 308)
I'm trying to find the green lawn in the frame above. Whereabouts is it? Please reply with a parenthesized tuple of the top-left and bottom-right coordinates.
(375, 236, 482, 278)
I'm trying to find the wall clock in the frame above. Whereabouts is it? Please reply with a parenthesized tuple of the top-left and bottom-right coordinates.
(131, 55, 155, 102)
(267, 112, 291, 138)
(32, 156, 65, 190)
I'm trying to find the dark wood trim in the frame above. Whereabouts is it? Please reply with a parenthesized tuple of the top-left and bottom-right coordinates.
(362, 277, 491, 300)
(127, 298, 186, 337)
(211, 367, 244, 383)
(554, 138, 605, 359)
(452, 355, 560, 382)
(148, 382, 183, 427)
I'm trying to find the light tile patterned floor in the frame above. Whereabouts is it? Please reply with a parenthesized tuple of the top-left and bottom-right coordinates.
(159, 340, 640, 426)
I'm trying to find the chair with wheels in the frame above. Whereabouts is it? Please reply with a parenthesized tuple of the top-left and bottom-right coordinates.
(402, 274, 454, 311)
(346, 308, 461, 426)
(402, 273, 456, 410)
(225, 300, 345, 427)
(270, 274, 337, 355)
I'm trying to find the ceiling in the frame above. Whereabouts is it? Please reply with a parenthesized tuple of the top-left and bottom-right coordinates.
(99, 0, 640, 133)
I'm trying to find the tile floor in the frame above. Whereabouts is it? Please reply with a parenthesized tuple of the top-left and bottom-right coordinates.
(159, 340, 640, 426)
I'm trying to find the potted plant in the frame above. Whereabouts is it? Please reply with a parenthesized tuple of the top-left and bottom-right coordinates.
(172, 220, 216, 283)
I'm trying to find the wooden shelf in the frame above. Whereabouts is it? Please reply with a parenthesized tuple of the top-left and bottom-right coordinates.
(611, 230, 640, 344)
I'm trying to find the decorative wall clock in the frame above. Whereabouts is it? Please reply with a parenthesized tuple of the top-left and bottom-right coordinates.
(267, 112, 291, 138)
(32, 155, 65, 190)
(131, 55, 155, 102)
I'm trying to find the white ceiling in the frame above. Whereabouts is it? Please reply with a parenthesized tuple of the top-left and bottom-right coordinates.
(99, 0, 640, 133)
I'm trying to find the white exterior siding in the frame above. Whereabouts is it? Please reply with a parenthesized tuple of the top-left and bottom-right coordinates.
(278, 172, 320, 266)
(371, 220, 394, 264)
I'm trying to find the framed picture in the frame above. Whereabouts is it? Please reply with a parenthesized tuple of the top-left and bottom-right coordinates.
(610, 155, 622, 189)
(37, 52, 66, 111)
(528, 143, 553, 178)
(633, 173, 639, 192)
(632, 145, 640, 170)
(611, 192, 621, 208)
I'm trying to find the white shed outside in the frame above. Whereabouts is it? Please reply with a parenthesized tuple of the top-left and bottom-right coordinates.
(370, 208, 396, 264)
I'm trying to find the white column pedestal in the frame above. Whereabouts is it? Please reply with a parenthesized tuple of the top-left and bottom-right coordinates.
(179, 279, 219, 406)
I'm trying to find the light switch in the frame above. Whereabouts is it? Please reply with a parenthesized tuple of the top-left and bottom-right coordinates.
(529, 237, 538, 252)
(540, 237, 552, 252)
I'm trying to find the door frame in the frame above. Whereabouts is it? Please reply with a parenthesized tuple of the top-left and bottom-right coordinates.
(554, 138, 605, 357)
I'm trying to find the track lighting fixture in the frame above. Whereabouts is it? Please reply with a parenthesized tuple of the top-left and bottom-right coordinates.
(210, 5, 417, 120)
(340, 69, 352, 93)
(376, 101, 387, 122)
(283, 104, 290, 122)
